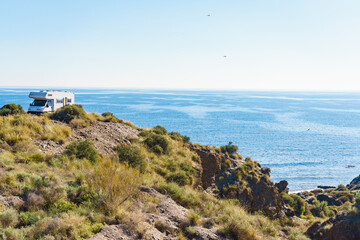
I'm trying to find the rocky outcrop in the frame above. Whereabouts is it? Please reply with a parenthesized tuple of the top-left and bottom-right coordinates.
(89, 186, 223, 240)
(216, 163, 284, 218)
(306, 211, 360, 240)
(316, 194, 342, 206)
(189, 145, 284, 218)
(0, 195, 24, 210)
(275, 180, 289, 193)
(189, 145, 243, 189)
(36, 121, 139, 156)
(347, 174, 360, 190)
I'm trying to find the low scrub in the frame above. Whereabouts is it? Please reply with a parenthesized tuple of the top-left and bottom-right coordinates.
(281, 193, 306, 217)
(143, 133, 170, 154)
(117, 145, 146, 173)
(86, 158, 141, 213)
(310, 200, 335, 218)
(51, 104, 89, 124)
(69, 118, 88, 129)
(101, 112, 121, 123)
(0, 104, 25, 116)
(0, 114, 71, 146)
(221, 142, 239, 155)
(64, 139, 99, 163)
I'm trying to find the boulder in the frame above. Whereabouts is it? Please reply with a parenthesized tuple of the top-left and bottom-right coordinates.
(316, 194, 342, 206)
(0, 195, 24, 210)
(275, 180, 289, 193)
(306, 212, 360, 240)
(347, 175, 360, 190)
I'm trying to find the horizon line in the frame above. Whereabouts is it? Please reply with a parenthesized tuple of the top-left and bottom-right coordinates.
(1, 85, 360, 93)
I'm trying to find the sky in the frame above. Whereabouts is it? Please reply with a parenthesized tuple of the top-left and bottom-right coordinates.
(1, 0, 360, 91)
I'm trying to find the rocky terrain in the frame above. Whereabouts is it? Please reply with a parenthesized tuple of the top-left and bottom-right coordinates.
(1, 104, 360, 240)
(35, 121, 139, 156)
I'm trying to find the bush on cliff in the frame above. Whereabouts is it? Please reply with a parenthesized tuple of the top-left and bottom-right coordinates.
(51, 104, 89, 124)
(152, 125, 167, 135)
(117, 145, 146, 173)
(101, 112, 121, 123)
(220, 142, 238, 155)
(64, 139, 99, 163)
(144, 133, 170, 154)
(0, 104, 25, 116)
(169, 131, 190, 143)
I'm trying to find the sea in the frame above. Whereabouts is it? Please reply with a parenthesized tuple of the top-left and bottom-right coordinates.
(1, 88, 360, 192)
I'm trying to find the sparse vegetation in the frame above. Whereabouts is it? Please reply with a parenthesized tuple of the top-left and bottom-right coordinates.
(0, 105, 353, 239)
(101, 112, 121, 123)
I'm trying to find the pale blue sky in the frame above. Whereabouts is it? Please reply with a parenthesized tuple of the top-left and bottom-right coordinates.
(1, 1, 360, 90)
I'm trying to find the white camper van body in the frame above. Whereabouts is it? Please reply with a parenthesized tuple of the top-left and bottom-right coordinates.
(28, 90, 75, 113)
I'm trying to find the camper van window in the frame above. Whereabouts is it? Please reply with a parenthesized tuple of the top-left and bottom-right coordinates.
(31, 100, 47, 106)
(56, 99, 64, 103)
(68, 99, 72, 103)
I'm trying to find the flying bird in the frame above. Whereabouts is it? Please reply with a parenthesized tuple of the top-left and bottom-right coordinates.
(207, 14, 211, 16)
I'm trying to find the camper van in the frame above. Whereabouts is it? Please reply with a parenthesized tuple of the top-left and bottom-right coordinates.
(28, 90, 75, 113)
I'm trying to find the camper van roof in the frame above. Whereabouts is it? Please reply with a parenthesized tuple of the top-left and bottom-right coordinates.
(39, 90, 73, 93)
(29, 90, 74, 100)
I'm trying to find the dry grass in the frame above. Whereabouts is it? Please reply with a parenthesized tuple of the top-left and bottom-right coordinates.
(86, 158, 142, 213)
(0, 114, 71, 146)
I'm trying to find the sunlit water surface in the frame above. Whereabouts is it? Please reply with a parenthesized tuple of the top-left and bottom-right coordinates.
(2, 88, 360, 191)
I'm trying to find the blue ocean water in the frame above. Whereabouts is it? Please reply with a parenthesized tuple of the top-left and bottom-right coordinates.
(1, 88, 360, 192)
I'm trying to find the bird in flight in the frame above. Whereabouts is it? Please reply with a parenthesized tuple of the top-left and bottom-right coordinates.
(207, 14, 211, 16)
(223, 56, 227, 58)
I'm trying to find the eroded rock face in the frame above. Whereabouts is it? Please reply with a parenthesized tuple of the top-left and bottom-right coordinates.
(347, 174, 360, 191)
(217, 166, 284, 218)
(275, 180, 289, 193)
(189, 145, 243, 189)
(189, 145, 284, 218)
(316, 194, 342, 206)
(306, 211, 360, 240)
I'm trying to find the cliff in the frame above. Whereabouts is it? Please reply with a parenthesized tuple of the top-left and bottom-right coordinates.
(0, 105, 312, 239)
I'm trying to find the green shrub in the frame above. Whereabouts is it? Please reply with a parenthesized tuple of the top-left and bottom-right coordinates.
(18, 211, 38, 226)
(169, 131, 190, 143)
(0, 104, 24, 116)
(311, 200, 334, 218)
(54, 199, 76, 213)
(0, 209, 19, 228)
(166, 172, 190, 186)
(64, 139, 99, 163)
(101, 112, 113, 118)
(51, 104, 89, 123)
(101, 112, 120, 123)
(220, 142, 238, 155)
(144, 134, 170, 154)
(117, 145, 146, 173)
(152, 125, 167, 135)
(281, 193, 306, 217)
(356, 192, 360, 205)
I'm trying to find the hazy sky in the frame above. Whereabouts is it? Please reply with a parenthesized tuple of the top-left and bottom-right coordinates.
(1, 1, 360, 90)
